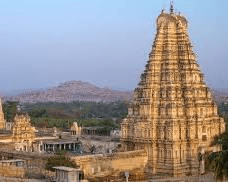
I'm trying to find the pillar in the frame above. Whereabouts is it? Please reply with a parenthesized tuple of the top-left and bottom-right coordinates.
(64, 144, 66, 150)
(38, 144, 41, 152)
(125, 172, 129, 182)
(201, 149, 205, 174)
(201, 156, 205, 174)
(74, 143, 76, 151)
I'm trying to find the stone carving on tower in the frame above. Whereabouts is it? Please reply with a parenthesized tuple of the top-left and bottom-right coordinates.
(12, 112, 36, 151)
(121, 4, 225, 176)
(0, 99, 6, 129)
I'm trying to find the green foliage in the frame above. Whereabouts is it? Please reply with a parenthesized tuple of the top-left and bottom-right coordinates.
(2, 101, 19, 122)
(207, 150, 228, 179)
(22, 101, 128, 119)
(207, 132, 228, 179)
(211, 132, 228, 150)
(31, 118, 118, 129)
(218, 102, 228, 124)
(31, 118, 73, 129)
(45, 151, 77, 172)
(29, 108, 48, 118)
(21, 101, 128, 129)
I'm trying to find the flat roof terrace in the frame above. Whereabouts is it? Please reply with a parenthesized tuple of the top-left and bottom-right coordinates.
(42, 139, 80, 145)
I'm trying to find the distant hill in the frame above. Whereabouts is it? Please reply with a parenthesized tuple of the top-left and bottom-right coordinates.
(212, 89, 228, 104)
(3, 81, 228, 104)
(1, 89, 29, 97)
(5, 80, 133, 103)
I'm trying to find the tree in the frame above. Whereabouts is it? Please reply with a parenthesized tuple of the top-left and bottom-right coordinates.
(211, 132, 228, 150)
(3, 101, 19, 122)
(207, 132, 228, 179)
(207, 150, 228, 180)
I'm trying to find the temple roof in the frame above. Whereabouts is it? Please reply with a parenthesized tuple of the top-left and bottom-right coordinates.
(157, 2, 188, 29)
(157, 12, 188, 28)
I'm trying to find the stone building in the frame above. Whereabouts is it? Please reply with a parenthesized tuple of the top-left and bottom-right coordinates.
(42, 139, 81, 153)
(0, 99, 6, 129)
(121, 5, 225, 177)
(0, 159, 26, 178)
(70, 122, 82, 136)
(12, 112, 36, 151)
(53, 166, 84, 182)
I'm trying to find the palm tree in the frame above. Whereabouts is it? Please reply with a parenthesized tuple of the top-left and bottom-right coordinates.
(207, 132, 228, 180)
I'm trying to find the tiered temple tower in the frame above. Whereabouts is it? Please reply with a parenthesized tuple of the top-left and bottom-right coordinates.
(121, 5, 225, 176)
(0, 99, 6, 129)
(12, 112, 35, 151)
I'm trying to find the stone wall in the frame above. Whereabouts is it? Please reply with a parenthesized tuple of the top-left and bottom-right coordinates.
(71, 150, 148, 179)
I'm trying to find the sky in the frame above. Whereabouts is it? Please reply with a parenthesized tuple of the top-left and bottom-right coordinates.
(0, 0, 228, 92)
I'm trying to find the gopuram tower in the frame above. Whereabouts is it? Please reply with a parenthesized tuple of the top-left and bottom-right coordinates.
(0, 99, 6, 129)
(121, 4, 225, 176)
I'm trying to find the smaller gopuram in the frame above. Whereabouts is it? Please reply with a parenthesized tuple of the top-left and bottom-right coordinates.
(0, 99, 6, 129)
(70, 122, 82, 136)
(12, 112, 36, 151)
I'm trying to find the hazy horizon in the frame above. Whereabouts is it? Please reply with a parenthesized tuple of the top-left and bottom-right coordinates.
(2, 79, 228, 97)
(1, 0, 228, 92)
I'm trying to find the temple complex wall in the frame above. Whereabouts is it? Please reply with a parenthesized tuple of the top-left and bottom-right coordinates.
(72, 150, 147, 178)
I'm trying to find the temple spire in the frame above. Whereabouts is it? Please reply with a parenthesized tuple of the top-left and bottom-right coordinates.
(0, 98, 5, 129)
(121, 6, 225, 177)
(170, 0, 174, 13)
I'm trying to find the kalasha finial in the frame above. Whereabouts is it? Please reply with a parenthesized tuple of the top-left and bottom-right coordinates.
(170, 0, 174, 13)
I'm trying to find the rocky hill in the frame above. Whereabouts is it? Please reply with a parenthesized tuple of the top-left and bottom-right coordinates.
(3, 80, 228, 104)
(211, 89, 228, 104)
(6, 81, 133, 103)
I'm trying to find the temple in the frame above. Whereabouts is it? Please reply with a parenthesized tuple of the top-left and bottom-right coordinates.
(12, 112, 36, 151)
(121, 5, 225, 176)
(0, 99, 6, 129)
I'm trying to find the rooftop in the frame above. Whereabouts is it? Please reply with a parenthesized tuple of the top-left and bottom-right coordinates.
(0, 159, 25, 163)
(42, 139, 80, 145)
(53, 166, 81, 172)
